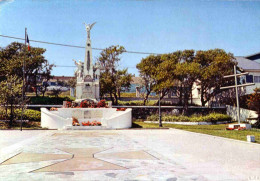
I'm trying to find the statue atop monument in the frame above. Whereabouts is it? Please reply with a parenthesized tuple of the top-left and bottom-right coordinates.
(73, 22, 100, 101)
(73, 59, 83, 80)
(84, 22, 96, 39)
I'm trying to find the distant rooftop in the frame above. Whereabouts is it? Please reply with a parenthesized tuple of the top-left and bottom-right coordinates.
(245, 52, 260, 61)
(235, 56, 260, 70)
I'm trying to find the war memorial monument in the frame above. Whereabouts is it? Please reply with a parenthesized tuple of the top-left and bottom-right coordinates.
(40, 23, 132, 130)
(73, 22, 101, 101)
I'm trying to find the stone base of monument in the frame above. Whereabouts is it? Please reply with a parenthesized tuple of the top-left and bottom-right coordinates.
(41, 108, 132, 130)
(64, 125, 111, 130)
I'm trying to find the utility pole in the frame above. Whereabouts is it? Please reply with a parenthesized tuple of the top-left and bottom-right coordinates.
(220, 65, 254, 124)
(159, 91, 162, 127)
(234, 65, 240, 124)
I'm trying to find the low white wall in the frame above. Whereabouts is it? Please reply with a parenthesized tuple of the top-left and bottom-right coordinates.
(41, 108, 132, 129)
(226, 105, 258, 122)
(106, 109, 132, 129)
(41, 108, 72, 129)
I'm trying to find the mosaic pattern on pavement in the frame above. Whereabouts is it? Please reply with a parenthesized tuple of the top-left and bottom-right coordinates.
(0, 130, 211, 180)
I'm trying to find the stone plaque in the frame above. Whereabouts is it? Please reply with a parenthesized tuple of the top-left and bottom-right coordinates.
(92, 110, 103, 118)
(72, 110, 84, 119)
(84, 110, 91, 119)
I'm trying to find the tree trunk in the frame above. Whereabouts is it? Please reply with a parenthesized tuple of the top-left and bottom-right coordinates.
(143, 90, 151, 106)
(113, 92, 118, 105)
(183, 94, 189, 115)
(110, 92, 114, 105)
(179, 85, 183, 106)
(9, 101, 14, 127)
(201, 90, 206, 107)
(117, 88, 121, 100)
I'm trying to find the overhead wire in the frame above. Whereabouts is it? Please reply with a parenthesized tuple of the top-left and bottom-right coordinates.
(0, 34, 160, 55)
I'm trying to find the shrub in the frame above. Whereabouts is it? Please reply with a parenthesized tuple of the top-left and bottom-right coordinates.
(29, 96, 74, 105)
(118, 100, 157, 106)
(0, 109, 41, 122)
(147, 113, 232, 123)
(16, 109, 41, 122)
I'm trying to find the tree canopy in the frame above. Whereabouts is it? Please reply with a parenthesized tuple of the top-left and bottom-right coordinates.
(137, 49, 236, 114)
(0, 42, 53, 95)
(98, 45, 132, 105)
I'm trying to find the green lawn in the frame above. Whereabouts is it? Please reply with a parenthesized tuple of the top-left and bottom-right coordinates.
(133, 121, 260, 144)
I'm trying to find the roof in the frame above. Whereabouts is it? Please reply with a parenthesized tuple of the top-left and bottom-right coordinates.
(50, 76, 75, 82)
(235, 56, 260, 70)
(131, 77, 143, 84)
(245, 52, 260, 60)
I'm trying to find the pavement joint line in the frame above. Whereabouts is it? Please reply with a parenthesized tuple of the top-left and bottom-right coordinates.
(93, 157, 129, 170)
(0, 131, 55, 155)
(0, 151, 22, 165)
(93, 147, 113, 157)
(30, 155, 74, 173)
(142, 150, 159, 160)
(169, 128, 260, 146)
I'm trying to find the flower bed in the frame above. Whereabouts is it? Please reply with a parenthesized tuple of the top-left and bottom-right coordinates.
(63, 99, 108, 108)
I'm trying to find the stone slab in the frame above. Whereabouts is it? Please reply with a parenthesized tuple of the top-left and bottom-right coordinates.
(97, 150, 158, 160)
(33, 157, 126, 172)
(52, 132, 117, 137)
(1, 153, 72, 165)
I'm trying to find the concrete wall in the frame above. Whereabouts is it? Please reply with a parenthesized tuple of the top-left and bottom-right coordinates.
(41, 108, 132, 129)
(226, 105, 258, 122)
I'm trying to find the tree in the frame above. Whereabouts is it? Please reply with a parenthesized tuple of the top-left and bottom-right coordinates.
(98, 45, 132, 105)
(67, 78, 77, 88)
(0, 42, 53, 95)
(247, 88, 260, 128)
(194, 49, 236, 106)
(0, 75, 23, 127)
(136, 54, 162, 105)
(172, 50, 200, 114)
(38, 62, 54, 97)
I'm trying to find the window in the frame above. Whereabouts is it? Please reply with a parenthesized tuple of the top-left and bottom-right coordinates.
(254, 76, 260, 83)
(246, 75, 254, 83)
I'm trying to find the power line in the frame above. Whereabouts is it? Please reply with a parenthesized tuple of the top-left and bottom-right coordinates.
(0, 34, 160, 55)
(54, 65, 137, 69)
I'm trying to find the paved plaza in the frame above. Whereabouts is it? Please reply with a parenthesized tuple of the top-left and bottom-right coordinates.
(0, 129, 259, 181)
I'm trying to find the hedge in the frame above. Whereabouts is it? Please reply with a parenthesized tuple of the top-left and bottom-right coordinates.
(0, 109, 41, 122)
(29, 96, 75, 105)
(147, 113, 232, 123)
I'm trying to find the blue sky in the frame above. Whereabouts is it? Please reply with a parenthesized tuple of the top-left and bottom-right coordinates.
(0, 0, 260, 76)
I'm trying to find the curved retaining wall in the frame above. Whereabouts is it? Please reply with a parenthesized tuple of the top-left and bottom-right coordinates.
(41, 108, 132, 129)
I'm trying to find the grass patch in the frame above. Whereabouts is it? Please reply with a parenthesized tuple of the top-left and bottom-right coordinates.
(133, 121, 260, 143)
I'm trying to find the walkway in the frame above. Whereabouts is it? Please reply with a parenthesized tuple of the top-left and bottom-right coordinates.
(0, 129, 259, 180)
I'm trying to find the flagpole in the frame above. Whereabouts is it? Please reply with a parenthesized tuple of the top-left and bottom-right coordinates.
(20, 28, 26, 131)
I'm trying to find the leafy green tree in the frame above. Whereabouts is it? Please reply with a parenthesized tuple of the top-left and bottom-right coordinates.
(0, 42, 53, 95)
(0, 75, 23, 127)
(67, 78, 77, 88)
(247, 88, 260, 128)
(194, 49, 236, 106)
(98, 45, 132, 105)
(136, 54, 162, 105)
(173, 50, 200, 114)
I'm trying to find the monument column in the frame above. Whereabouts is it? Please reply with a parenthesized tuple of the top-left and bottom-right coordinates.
(84, 22, 96, 78)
